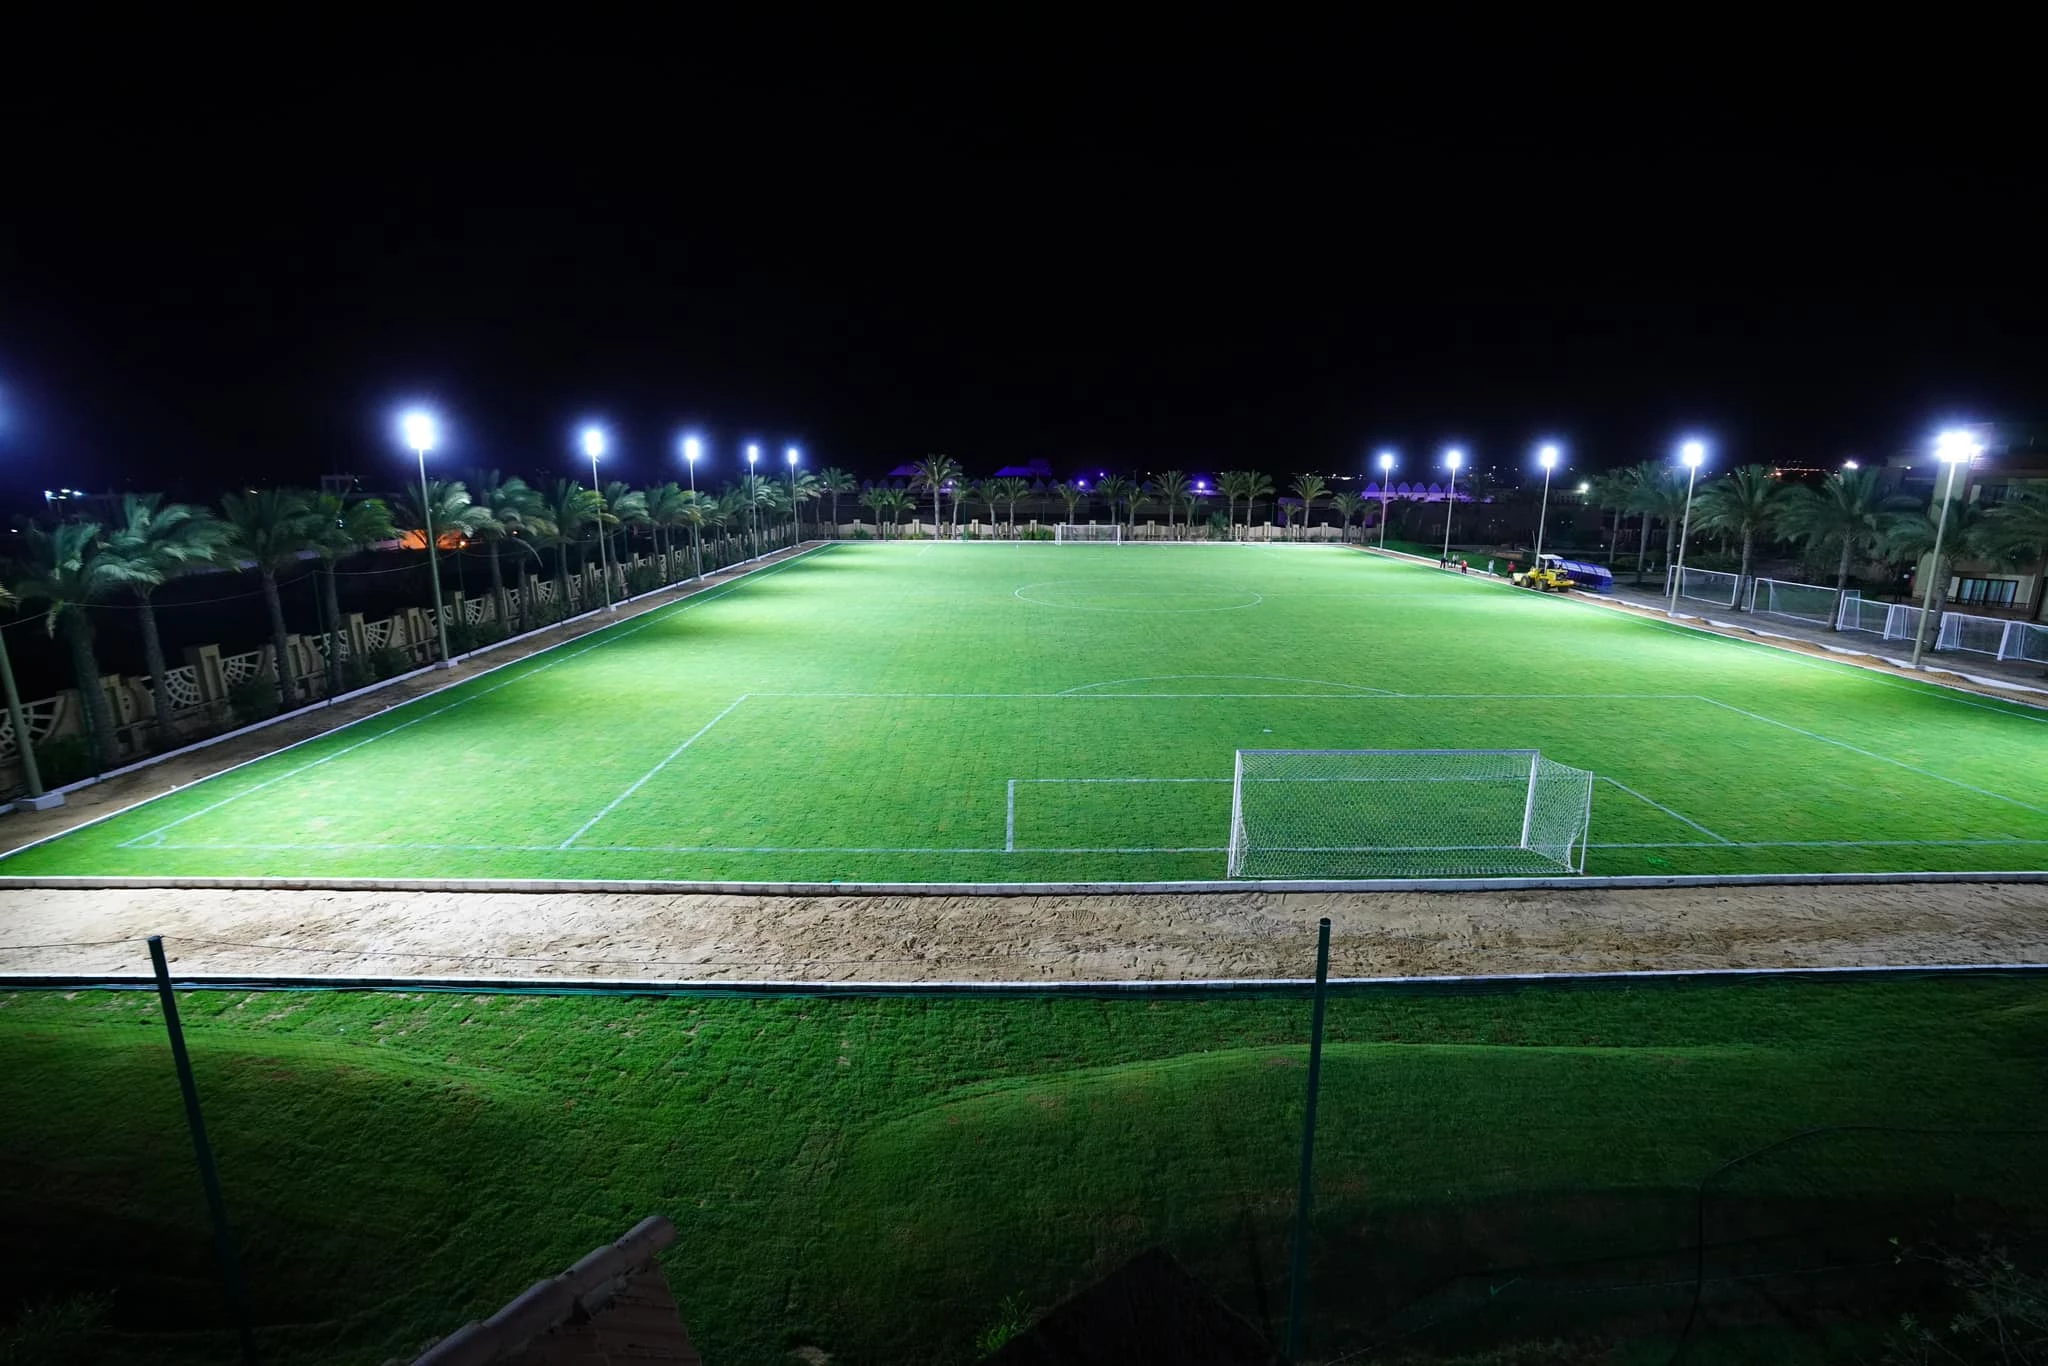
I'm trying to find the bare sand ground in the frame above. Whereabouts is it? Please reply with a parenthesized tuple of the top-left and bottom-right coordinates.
(3, 882, 2043, 982)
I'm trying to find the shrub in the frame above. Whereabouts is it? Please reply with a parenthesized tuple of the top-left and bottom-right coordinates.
(28, 734, 96, 786)
(368, 647, 415, 680)
(228, 677, 280, 725)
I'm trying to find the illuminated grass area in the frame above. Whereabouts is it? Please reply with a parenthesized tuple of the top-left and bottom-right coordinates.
(2, 542, 2044, 883)
(2, 977, 2043, 1364)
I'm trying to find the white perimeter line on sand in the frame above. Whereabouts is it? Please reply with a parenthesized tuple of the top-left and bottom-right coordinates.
(558, 697, 751, 848)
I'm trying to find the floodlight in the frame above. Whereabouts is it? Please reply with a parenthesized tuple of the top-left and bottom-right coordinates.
(1444, 448, 1463, 471)
(786, 445, 800, 466)
(1843, 459, 1859, 470)
(1679, 439, 1706, 467)
(747, 443, 760, 465)
(401, 409, 438, 453)
(581, 425, 607, 459)
(1377, 450, 1395, 472)
(1538, 443, 1559, 470)
(1934, 428, 1981, 462)
(682, 435, 701, 463)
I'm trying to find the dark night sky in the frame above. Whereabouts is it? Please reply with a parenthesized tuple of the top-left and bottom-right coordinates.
(3, 44, 2042, 506)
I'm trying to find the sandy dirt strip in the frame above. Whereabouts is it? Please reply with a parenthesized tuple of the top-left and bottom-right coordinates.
(2, 882, 2043, 983)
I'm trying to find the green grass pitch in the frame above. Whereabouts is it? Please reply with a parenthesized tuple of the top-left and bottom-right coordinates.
(3, 541, 2044, 883)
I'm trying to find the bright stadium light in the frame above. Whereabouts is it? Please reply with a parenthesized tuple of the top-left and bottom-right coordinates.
(1533, 443, 1561, 565)
(580, 424, 616, 611)
(398, 406, 456, 666)
(1666, 438, 1709, 616)
(1843, 458, 1860, 471)
(1440, 448, 1463, 564)
(785, 445, 802, 546)
(1910, 428, 1984, 668)
(1376, 451, 1395, 549)
(746, 444, 762, 560)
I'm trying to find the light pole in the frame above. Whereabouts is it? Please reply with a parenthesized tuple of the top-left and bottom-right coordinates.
(403, 410, 457, 666)
(1666, 439, 1707, 615)
(786, 445, 802, 548)
(1533, 444, 1560, 566)
(1440, 448, 1463, 564)
(1376, 450, 1395, 549)
(746, 444, 761, 560)
(580, 425, 616, 611)
(682, 435, 703, 580)
(1910, 429, 1980, 669)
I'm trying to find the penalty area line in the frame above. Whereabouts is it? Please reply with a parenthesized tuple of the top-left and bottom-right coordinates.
(1598, 776, 1735, 845)
(557, 696, 751, 848)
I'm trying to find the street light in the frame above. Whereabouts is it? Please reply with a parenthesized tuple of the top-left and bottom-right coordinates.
(786, 445, 801, 547)
(1376, 451, 1396, 549)
(746, 443, 761, 561)
(1843, 459, 1861, 471)
(1440, 448, 1463, 564)
(1909, 429, 1982, 669)
(401, 409, 457, 667)
(1666, 439, 1707, 616)
(681, 434, 703, 580)
(1533, 443, 1560, 566)
(581, 425, 615, 610)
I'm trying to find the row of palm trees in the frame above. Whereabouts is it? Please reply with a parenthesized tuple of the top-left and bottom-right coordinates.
(3, 468, 850, 770)
(1583, 463, 2048, 622)
(856, 458, 1365, 538)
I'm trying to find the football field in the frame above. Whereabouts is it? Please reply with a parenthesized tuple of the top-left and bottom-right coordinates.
(3, 541, 2045, 885)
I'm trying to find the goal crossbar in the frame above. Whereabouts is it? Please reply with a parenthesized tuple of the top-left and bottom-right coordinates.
(1227, 748, 1595, 880)
(1054, 523, 1123, 543)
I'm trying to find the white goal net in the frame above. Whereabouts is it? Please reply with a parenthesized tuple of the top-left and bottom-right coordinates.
(1054, 523, 1123, 543)
(1226, 748, 1594, 879)
(1665, 565, 1741, 608)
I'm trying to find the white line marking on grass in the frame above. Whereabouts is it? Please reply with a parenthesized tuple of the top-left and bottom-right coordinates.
(558, 696, 751, 848)
(1005, 780, 1016, 852)
(108, 547, 838, 850)
(1694, 696, 2048, 817)
(132, 835, 2048, 855)
(1598, 777, 1735, 844)
(1056, 674, 1395, 695)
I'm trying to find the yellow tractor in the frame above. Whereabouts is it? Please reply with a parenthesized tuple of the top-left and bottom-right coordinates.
(1512, 562, 1574, 592)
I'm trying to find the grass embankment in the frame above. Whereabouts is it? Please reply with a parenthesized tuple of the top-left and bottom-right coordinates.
(2, 974, 2044, 1363)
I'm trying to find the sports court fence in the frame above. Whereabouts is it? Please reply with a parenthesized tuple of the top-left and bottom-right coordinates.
(1735, 575, 2048, 665)
(3, 935, 2044, 1366)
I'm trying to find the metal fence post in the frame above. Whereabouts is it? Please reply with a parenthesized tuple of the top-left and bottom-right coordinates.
(1285, 917, 1333, 1363)
(147, 935, 259, 1364)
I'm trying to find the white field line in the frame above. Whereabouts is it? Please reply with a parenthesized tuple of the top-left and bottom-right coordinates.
(84, 545, 837, 852)
(1598, 776, 1735, 844)
(558, 697, 751, 848)
(1055, 674, 1396, 695)
(1693, 696, 2048, 817)
(128, 836, 2048, 855)
(745, 691, 1697, 700)
(1005, 780, 1015, 852)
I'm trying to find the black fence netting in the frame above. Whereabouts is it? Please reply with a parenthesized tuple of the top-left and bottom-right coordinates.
(1, 946, 2044, 1366)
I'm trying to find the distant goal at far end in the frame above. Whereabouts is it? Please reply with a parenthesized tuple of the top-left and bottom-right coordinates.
(1054, 523, 1124, 542)
(1226, 748, 1595, 880)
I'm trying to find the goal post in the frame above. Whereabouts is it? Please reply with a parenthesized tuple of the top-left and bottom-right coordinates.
(1054, 523, 1123, 543)
(1225, 748, 1595, 880)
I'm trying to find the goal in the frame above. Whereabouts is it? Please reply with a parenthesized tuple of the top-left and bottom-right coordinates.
(1225, 748, 1594, 880)
(1055, 523, 1123, 543)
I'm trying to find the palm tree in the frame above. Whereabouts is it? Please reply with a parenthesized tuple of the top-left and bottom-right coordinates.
(1216, 471, 1248, 536)
(987, 477, 1031, 538)
(1882, 492, 2004, 621)
(1775, 468, 1889, 627)
(1095, 477, 1137, 533)
(817, 467, 858, 537)
(536, 479, 602, 607)
(11, 522, 151, 769)
(396, 477, 493, 637)
(98, 495, 229, 743)
(1052, 481, 1087, 526)
(1291, 474, 1329, 542)
(785, 471, 821, 542)
(1155, 471, 1192, 539)
(220, 489, 319, 708)
(305, 492, 396, 695)
(597, 480, 650, 592)
(1329, 491, 1366, 545)
(1585, 469, 1642, 565)
(912, 455, 964, 539)
(858, 485, 891, 540)
(1242, 471, 1276, 535)
(468, 472, 544, 631)
(640, 482, 687, 584)
(672, 488, 710, 577)
(1623, 462, 1682, 586)
(1984, 483, 2048, 622)
(1695, 465, 1793, 608)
